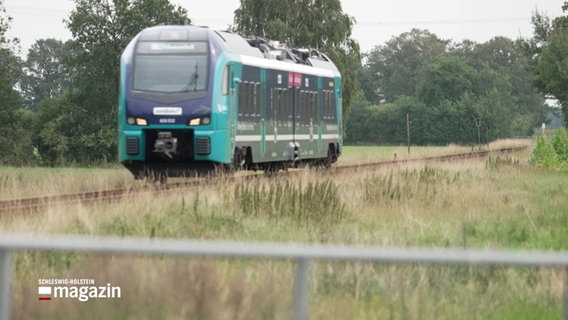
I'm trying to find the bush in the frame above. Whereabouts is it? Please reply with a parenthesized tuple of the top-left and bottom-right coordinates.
(530, 129, 568, 170)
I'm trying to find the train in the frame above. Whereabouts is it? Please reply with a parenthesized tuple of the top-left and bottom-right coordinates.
(118, 24, 342, 179)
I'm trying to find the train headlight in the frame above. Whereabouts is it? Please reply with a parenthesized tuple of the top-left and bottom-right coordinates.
(136, 118, 148, 126)
(127, 117, 148, 126)
(187, 116, 210, 126)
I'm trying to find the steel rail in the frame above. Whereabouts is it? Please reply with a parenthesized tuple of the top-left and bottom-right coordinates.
(0, 146, 527, 214)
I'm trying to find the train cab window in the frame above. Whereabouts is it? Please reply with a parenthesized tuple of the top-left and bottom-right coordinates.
(133, 41, 209, 94)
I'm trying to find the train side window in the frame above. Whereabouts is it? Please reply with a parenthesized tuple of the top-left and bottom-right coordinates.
(275, 88, 281, 125)
(310, 92, 317, 124)
(324, 90, 333, 121)
(282, 89, 286, 125)
(253, 83, 260, 117)
(244, 82, 250, 117)
(301, 91, 309, 126)
(286, 89, 292, 124)
(222, 65, 229, 96)
(247, 82, 254, 118)
(282, 88, 287, 125)
(300, 90, 304, 125)
(279, 88, 288, 125)
(237, 82, 244, 117)
(331, 91, 336, 120)
(297, 90, 303, 124)
(326, 90, 331, 120)
(322, 90, 328, 120)
(328, 90, 335, 120)
(257, 83, 262, 117)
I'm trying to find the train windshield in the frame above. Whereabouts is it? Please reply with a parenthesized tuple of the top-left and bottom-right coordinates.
(133, 41, 208, 94)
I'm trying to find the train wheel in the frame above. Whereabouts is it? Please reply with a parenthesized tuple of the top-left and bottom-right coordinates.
(233, 147, 247, 170)
(324, 145, 337, 168)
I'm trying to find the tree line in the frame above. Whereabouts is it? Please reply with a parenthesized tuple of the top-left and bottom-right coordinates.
(348, 31, 549, 145)
(0, 0, 566, 166)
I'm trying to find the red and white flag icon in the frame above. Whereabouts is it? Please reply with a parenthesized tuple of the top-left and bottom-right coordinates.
(38, 286, 52, 301)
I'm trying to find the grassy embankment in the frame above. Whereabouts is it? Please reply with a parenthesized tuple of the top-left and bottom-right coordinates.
(1, 139, 567, 319)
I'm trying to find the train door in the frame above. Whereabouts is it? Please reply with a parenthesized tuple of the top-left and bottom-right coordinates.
(291, 73, 321, 160)
(263, 70, 292, 162)
(260, 69, 267, 157)
(228, 64, 237, 155)
(263, 71, 276, 161)
(317, 77, 323, 153)
(289, 72, 301, 162)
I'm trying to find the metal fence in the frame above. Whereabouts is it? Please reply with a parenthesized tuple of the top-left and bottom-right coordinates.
(1, 235, 567, 320)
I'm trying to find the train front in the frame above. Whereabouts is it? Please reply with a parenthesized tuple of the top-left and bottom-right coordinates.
(118, 25, 229, 179)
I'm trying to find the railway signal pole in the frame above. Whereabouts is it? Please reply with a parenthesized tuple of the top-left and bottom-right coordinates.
(406, 113, 411, 155)
(475, 118, 481, 146)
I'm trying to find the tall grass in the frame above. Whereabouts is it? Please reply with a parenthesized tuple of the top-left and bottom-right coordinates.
(230, 178, 347, 224)
(0, 166, 134, 200)
(3, 141, 568, 319)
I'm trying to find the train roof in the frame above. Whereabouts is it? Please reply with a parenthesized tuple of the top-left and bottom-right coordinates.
(213, 30, 339, 74)
(134, 25, 340, 75)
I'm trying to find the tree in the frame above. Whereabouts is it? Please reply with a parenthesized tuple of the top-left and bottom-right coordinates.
(534, 32, 568, 124)
(232, 0, 360, 114)
(361, 29, 448, 104)
(32, 93, 82, 165)
(344, 91, 370, 144)
(526, 3, 568, 125)
(521, 10, 553, 57)
(417, 55, 477, 107)
(452, 37, 545, 136)
(58, 0, 189, 164)
(415, 54, 518, 144)
(0, 0, 35, 165)
(20, 39, 75, 111)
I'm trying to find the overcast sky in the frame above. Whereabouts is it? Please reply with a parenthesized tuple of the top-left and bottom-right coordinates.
(3, 0, 565, 56)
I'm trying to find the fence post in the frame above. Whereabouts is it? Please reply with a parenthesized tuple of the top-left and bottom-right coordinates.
(0, 249, 11, 320)
(293, 258, 310, 320)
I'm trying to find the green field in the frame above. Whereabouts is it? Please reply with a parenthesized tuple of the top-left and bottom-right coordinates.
(2, 140, 568, 319)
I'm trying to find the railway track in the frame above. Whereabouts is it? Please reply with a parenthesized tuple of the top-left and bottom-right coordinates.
(0, 179, 207, 214)
(0, 146, 527, 214)
(331, 146, 526, 173)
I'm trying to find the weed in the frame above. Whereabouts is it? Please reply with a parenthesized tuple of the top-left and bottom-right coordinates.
(229, 177, 348, 225)
(486, 156, 520, 170)
(362, 167, 456, 205)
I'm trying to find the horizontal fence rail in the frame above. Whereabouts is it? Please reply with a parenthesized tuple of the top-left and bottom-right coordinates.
(1, 235, 568, 320)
